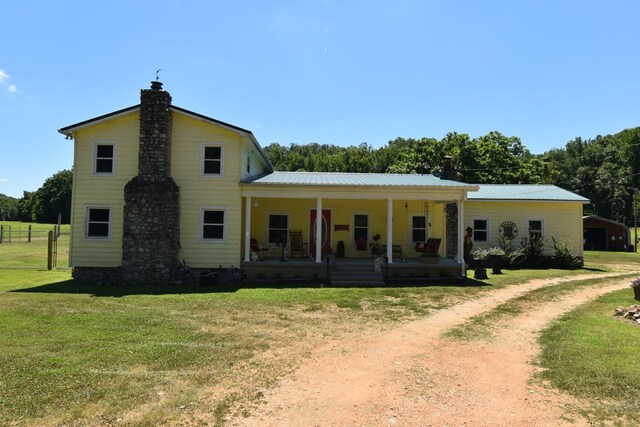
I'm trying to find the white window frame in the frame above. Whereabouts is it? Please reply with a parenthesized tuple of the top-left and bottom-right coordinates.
(410, 214, 428, 243)
(201, 143, 224, 177)
(93, 141, 116, 175)
(526, 218, 545, 237)
(472, 218, 490, 243)
(200, 207, 227, 242)
(85, 205, 112, 240)
(267, 212, 290, 244)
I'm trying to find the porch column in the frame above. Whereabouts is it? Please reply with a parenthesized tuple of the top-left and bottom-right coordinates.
(244, 196, 252, 262)
(457, 198, 466, 277)
(387, 198, 393, 263)
(315, 198, 322, 263)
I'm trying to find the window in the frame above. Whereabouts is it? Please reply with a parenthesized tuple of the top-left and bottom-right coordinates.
(86, 207, 111, 239)
(473, 219, 489, 243)
(201, 209, 226, 240)
(354, 214, 369, 249)
(94, 143, 115, 174)
(268, 214, 289, 244)
(202, 144, 223, 175)
(411, 215, 427, 242)
(528, 219, 544, 237)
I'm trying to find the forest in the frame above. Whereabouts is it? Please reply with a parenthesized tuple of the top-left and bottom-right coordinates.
(1, 126, 639, 226)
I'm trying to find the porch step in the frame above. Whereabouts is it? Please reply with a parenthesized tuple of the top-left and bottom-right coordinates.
(330, 259, 385, 286)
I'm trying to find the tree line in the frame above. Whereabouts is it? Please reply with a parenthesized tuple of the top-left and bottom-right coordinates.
(0, 169, 72, 223)
(2, 126, 639, 225)
(264, 127, 640, 225)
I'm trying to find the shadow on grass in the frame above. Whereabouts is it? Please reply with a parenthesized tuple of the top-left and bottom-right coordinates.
(12, 280, 241, 297)
(13, 277, 489, 296)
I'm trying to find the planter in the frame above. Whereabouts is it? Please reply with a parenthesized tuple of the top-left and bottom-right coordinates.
(474, 267, 488, 280)
(489, 255, 503, 275)
(634, 286, 640, 301)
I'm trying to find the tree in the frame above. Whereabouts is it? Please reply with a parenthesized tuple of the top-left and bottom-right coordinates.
(32, 169, 73, 224)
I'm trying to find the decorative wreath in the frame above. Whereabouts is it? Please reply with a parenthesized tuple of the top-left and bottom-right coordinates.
(499, 221, 518, 240)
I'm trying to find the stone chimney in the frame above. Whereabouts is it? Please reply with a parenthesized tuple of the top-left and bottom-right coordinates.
(440, 155, 457, 180)
(121, 81, 181, 285)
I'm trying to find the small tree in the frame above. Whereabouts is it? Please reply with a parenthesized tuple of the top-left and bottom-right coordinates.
(552, 236, 581, 269)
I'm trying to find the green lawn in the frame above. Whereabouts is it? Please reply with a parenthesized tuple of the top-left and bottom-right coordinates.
(0, 248, 639, 425)
(0, 222, 69, 269)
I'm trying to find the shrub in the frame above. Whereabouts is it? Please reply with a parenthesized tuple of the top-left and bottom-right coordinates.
(521, 232, 546, 268)
(552, 236, 581, 269)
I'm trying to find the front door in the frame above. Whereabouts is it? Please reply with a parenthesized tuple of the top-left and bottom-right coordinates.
(310, 209, 331, 257)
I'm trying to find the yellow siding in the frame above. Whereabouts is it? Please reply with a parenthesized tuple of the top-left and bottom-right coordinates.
(464, 200, 584, 256)
(248, 198, 445, 257)
(171, 114, 244, 268)
(70, 112, 139, 267)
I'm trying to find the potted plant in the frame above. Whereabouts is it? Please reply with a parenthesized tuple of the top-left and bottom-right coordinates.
(472, 249, 488, 279)
(631, 278, 640, 301)
(487, 246, 505, 274)
(370, 233, 382, 257)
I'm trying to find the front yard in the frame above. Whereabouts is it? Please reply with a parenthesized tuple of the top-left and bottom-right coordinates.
(0, 251, 638, 425)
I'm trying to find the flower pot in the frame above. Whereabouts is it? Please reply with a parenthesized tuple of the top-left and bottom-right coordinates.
(634, 286, 640, 301)
(474, 267, 488, 280)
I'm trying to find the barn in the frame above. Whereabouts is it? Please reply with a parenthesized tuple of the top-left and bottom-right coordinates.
(583, 216, 631, 251)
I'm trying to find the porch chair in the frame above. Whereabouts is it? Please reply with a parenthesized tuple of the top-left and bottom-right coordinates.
(250, 238, 267, 261)
(289, 230, 309, 258)
(414, 238, 441, 256)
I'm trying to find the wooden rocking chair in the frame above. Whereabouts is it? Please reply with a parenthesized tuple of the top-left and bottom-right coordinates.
(289, 230, 309, 258)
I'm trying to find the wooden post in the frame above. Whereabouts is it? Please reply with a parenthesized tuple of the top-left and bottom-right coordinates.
(0, 224, 3, 244)
(28, 225, 32, 243)
(47, 230, 54, 270)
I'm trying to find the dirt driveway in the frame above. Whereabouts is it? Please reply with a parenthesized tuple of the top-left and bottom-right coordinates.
(231, 272, 631, 426)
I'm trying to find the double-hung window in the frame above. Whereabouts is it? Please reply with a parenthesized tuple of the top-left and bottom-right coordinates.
(202, 144, 223, 176)
(268, 214, 289, 244)
(201, 209, 226, 240)
(94, 143, 115, 174)
(528, 219, 544, 237)
(472, 219, 489, 243)
(86, 207, 111, 239)
(411, 215, 427, 242)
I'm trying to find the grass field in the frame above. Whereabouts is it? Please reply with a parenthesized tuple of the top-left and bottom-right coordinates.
(1, 240, 639, 425)
(0, 222, 70, 269)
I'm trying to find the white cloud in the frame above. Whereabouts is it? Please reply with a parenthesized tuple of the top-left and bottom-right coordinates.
(0, 69, 8, 83)
(0, 178, 8, 182)
(8, 84, 17, 93)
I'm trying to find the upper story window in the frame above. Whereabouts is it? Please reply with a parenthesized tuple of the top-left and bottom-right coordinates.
(94, 143, 115, 174)
(202, 144, 224, 176)
(86, 206, 111, 239)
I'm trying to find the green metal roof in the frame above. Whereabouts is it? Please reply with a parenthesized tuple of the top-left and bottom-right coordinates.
(468, 184, 589, 202)
(244, 171, 477, 188)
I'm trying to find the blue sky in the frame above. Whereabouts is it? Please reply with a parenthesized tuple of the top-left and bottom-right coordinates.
(1, 0, 639, 198)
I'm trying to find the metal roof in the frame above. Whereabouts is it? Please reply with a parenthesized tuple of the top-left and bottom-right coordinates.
(244, 171, 477, 188)
(468, 184, 589, 202)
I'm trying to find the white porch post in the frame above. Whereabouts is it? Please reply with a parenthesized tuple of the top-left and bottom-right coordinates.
(387, 198, 393, 263)
(244, 196, 252, 262)
(315, 198, 323, 263)
(457, 197, 466, 277)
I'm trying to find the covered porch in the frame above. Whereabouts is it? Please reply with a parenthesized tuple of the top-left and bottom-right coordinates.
(240, 172, 478, 284)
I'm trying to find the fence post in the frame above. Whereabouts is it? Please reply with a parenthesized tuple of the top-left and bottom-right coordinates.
(28, 225, 32, 243)
(0, 224, 3, 244)
(47, 230, 54, 270)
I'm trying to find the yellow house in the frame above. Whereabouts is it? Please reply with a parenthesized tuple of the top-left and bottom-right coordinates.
(58, 82, 588, 285)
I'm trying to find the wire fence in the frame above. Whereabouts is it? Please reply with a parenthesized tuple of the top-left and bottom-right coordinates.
(0, 225, 69, 269)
